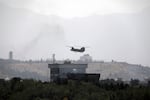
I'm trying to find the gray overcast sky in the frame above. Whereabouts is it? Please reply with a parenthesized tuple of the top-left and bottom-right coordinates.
(0, 0, 150, 67)
(1, 0, 150, 18)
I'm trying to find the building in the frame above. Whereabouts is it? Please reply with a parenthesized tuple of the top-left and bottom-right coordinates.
(48, 63, 100, 83)
(67, 73, 100, 83)
(48, 63, 88, 82)
(79, 54, 92, 63)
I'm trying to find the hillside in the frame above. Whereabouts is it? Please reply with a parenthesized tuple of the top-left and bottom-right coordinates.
(1, 59, 150, 81)
(87, 62, 150, 81)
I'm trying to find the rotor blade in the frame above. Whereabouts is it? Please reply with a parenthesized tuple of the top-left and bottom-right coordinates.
(66, 46, 72, 48)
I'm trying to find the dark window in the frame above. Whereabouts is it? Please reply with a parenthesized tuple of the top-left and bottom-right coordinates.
(51, 68, 59, 74)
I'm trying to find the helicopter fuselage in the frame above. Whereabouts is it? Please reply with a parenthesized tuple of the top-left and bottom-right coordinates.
(71, 47, 85, 52)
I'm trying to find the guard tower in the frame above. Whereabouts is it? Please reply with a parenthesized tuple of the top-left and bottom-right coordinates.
(9, 51, 13, 60)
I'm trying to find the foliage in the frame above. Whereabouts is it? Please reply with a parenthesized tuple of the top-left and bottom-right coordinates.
(0, 78, 150, 100)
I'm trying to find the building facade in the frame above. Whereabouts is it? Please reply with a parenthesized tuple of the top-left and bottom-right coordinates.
(48, 64, 88, 81)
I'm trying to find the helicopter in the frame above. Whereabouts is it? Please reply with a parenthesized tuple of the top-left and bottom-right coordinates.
(67, 46, 88, 53)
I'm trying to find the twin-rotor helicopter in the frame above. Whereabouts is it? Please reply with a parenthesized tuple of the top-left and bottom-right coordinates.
(67, 46, 89, 53)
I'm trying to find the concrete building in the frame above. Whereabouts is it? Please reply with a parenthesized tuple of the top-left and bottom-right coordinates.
(48, 63, 88, 82)
(79, 54, 92, 63)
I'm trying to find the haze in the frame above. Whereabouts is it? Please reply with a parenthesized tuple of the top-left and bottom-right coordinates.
(0, 0, 150, 66)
